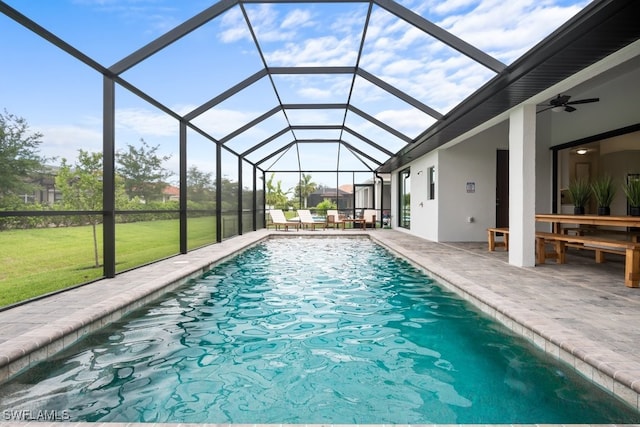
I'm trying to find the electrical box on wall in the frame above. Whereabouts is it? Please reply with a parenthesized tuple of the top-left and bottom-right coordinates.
(466, 182, 475, 193)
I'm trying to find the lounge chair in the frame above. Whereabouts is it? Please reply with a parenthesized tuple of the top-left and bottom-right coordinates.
(362, 209, 377, 229)
(298, 209, 325, 230)
(326, 209, 345, 229)
(268, 209, 300, 231)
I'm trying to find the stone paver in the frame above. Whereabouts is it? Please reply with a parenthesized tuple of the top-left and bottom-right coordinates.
(1, 228, 640, 427)
(369, 231, 640, 412)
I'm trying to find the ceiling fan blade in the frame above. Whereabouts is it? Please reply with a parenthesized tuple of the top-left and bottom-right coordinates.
(537, 106, 554, 113)
(566, 97, 599, 105)
(564, 105, 577, 112)
(551, 94, 571, 106)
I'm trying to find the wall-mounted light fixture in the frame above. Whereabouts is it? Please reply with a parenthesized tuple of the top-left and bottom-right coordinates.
(576, 148, 588, 155)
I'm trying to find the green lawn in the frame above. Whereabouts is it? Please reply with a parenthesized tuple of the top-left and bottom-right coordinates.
(0, 216, 218, 308)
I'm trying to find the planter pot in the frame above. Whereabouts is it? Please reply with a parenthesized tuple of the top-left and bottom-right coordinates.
(597, 206, 611, 216)
(630, 206, 640, 217)
(574, 206, 585, 215)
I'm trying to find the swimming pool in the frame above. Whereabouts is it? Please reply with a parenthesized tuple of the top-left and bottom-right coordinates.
(0, 238, 638, 424)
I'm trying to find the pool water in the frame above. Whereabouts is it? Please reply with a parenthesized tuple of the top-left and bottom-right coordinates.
(1, 238, 638, 424)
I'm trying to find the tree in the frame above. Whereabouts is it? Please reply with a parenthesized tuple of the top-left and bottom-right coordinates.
(117, 139, 172, 203)
(219, 176, 239, 210)
(187, 165, 215, 204)
(315, 198, 336, 216)
(265, 173, 290, 209)
(55, 150, 103, 268)
(0, 110, 46, 202)
(294, 173, 316, 208)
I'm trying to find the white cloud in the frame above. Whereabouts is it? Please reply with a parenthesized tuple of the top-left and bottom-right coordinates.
(36, 124, 103, 161)
(436, 0, 588, 63)
(244, 4, 298, 43)
(115, 108, 178, 137)
(265, 35, 358, 67)
(281, 9, 314, 30)
(329, 8, 368, 36)
(382, 58, 425, 76)
(72, 0, 183, 36)
(192, 108, 274, 140)
(297, 87, 334, 100)
(287, 109, 345, 125)
(219, 7, 252, 43)
(375, 109, 435, 137)
(344, 116, 412, 154)
(430, 0, 477, 15)
(354, 0, 588, 117)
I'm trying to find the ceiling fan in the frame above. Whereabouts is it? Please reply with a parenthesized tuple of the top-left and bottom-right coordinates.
(537, 94, 600, 113)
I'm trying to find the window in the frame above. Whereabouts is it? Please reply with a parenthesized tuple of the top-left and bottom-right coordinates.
(399, 168, 410, 229)
(428, 166, 435, 200)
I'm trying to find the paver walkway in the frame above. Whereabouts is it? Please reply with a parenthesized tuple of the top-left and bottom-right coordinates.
(1, 228, 640, 426)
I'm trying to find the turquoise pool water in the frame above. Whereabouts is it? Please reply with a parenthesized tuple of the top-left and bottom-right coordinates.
(0, 238, 638, 424)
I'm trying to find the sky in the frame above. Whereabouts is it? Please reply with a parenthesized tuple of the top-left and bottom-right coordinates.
(0, 0, 590, 189)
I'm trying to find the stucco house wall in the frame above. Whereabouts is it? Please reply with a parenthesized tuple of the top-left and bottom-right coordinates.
(437, 123, 508, 242)
(389, 44, 640, 244)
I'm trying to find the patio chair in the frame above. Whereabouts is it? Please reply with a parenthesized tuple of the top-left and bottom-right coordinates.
(298, 209, 325, 230)
(362, 209, 377, 229)
(268, 209, 300, 231)
(326, 209, 345, 229)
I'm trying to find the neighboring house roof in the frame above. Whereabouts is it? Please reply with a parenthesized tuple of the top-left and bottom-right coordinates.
(339, 184, 353, 193)
(163, 185, 179, 197)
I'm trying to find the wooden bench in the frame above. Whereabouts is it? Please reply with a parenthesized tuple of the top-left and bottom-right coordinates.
(487, 227, 509, 251)
(561, 225, 640, 242)
(535, 231, 640, 288)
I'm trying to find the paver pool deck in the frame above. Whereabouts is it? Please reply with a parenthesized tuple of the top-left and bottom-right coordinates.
(1, 228, 640, 427)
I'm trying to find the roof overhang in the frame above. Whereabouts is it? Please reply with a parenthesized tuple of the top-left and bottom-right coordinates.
(377, 0, 640, 173)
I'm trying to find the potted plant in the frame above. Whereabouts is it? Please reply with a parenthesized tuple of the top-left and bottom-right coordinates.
(591, 175, 616, 216)
(567, 177, 591, 215)
(623, 177, 640, 216)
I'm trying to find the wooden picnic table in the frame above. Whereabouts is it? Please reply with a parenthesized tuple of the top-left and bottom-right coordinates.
(535, 214, 640, 235)
(535, 214, 640, 287)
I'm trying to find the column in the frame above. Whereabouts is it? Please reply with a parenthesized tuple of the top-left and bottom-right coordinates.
(509, 104, 537, 267)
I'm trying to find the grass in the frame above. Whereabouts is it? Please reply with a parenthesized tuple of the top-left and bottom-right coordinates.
(0, 216, 218, 308)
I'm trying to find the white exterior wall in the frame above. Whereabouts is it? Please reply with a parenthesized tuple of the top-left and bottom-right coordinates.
(387, 44, 640, 244)
(437, 123, 509, 241)
(407, 152, 439, 240)
(387, 121, 527, 243)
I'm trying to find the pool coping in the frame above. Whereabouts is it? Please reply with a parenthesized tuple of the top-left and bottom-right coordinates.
(0, 230, 271, 386)
(1, 228, 640, 424)
(368, 231, 640, 413)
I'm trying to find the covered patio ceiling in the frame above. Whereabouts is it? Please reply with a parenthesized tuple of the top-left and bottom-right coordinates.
(2, 0, 639, 177)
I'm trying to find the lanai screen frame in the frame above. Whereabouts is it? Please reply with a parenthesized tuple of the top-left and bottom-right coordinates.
(0, 0, 508, 284)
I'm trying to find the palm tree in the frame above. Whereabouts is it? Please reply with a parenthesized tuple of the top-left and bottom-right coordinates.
(265, 173, 290, 209)
(295, 173, 316, 208)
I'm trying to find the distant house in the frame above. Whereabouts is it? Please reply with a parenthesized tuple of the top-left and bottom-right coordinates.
(162, 185, 180, 203)
(307, 186, 353, 210)
(17, 165, 61, 206)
